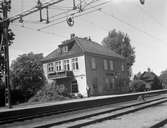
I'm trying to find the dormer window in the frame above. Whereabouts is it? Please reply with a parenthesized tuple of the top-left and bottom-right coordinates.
(62, 46, 68, 52)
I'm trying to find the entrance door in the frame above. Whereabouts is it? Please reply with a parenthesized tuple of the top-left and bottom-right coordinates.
(71, 80, 78, 93)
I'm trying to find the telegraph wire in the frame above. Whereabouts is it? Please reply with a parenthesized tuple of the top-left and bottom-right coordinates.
(12, 23, 67, 38)
(5, 0, 65, 23)
(50, 5, 73, 10)
(82, 0, 101, 9)
(38, 1, 109, 30)
(49, 1, 108, 22)
(45, 8, 73, 20)
(81, 17, 109, 32)
(38, 7, 102, 31)
(99, 9, 167, 44)
(138, 5, 167, 31)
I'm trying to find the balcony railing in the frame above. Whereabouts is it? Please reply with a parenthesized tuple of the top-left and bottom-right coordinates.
(48, 70, 73, 80)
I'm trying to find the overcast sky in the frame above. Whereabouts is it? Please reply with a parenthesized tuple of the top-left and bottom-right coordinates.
(9, 0, 167, 76)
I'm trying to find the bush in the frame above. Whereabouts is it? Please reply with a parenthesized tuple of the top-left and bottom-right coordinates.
(28, 84, 71, 103)
(129, 80, 146, 92)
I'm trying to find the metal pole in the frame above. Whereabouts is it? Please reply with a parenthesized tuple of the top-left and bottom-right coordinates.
(3, 0, 11, 108)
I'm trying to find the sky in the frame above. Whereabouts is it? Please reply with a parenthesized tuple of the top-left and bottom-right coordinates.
(8, 0, 167, 76)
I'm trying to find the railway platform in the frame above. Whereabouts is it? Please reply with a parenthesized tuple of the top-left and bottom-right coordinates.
(0, 93, 167, 128)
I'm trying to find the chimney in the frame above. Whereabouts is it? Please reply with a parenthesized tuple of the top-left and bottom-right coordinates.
(88, 36, 91, 41)
(70, 33, 75, 39)
(147, 68, 151, 72)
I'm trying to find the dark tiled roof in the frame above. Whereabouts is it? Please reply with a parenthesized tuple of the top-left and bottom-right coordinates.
(140, 72, 157, 81)
(75, 38, 124, 59)
(42, 49, 60, 61)
(42, 37, 124, 62)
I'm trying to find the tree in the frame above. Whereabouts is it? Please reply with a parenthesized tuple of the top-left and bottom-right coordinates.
(0, 17, 15, 81)
(10, 52, 46, 102)
(102, 29, 135, 77)
(159, 69, 167, 88)
(129, 79, 146, 92)
(140, 70, 162, 90)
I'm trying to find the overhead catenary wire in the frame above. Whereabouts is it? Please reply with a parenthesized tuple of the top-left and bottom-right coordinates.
(49, 1, 108, 22)
(38, 7, 102, 31)
(12, 23, 67, 38)
(81, 17, 109, 32)
(138, 5, 167, 31)
(45, 0, 101, 21)
(99, 9, 167, 44)
(2, 0, 65, 23)
(38, 1, 109, 30)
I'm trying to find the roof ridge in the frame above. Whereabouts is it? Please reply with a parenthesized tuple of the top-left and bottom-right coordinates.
(74, 37, 86, 53)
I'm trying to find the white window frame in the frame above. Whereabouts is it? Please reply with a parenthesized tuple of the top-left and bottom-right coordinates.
(63, 59, 70, 71)
(105, 77, 110, 88)
(63, 46, 68, 52)
(121, 64, 125, 71)
(72, 58, 79, 70)
(104, 59, 108, 70)
(109, 60, 114, 71)
(55, 61, 61, 72)
(71, 80, 78, 93)
(91, 57, 96, 69)
(47, 62, 54, 72)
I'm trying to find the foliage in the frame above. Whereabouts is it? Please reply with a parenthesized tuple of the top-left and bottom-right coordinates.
(140, 71, 162, 90)
(0, 81, 5, 106)
(28, 84, 71, 103)
(10, 52, 46, 102)
(131, 69, 163, 92)
(102, 29, 135, 77)
(129, 79, 146, 92)
(0, 17, 15, 80)
(159, 69, 167, 88)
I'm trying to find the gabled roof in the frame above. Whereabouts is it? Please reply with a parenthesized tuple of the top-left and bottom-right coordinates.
(140, 71, 158, 82)
(75, 37, 123, 59)
(42, 37, 124, 63)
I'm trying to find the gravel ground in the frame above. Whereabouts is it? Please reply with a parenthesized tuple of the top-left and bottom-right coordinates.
(83, 102, 167, 128)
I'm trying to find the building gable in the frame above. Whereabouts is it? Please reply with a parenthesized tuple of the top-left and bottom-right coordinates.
(42, 35, 125, 63)
(75, 38, 124, 59)
(42, 39, 84, 63)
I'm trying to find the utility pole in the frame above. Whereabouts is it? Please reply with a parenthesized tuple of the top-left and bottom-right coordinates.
(0, 0, 65, 109)
(1, 0, 11, 108)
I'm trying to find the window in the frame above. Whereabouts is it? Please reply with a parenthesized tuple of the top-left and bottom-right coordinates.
(63, 59, 70, 71)
(47, 63, 54, 72)
(104, 59, 108, 70)
(105, 78, 110, 89)
(121, 64, 125, 71)
(71, 81, 78, 93)
(55, 61, 61, 72)
(62, 46, 68, 52)
(91, 57, 96, 69)
(110, 78, 115, 89)
(72, 58, 79, 70)
(109, 60, 114, 70)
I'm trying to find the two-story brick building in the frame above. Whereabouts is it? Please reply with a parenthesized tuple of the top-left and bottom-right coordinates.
(42, 35, 129, 97)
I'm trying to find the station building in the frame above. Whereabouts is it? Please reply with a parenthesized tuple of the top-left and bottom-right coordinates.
(42, 34, 129, 97)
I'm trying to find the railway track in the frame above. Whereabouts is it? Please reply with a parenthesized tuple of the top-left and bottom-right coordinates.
(34, 96, 167, 128)
(149, 117, 167, 128)
(0, 89, 167, 128)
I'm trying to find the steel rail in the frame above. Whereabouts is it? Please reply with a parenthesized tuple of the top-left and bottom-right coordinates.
(34, 97, 167, 128)
(68, 98, 167, 128)
(149, 118, 167, 128)
(0, 89, 167, 126)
